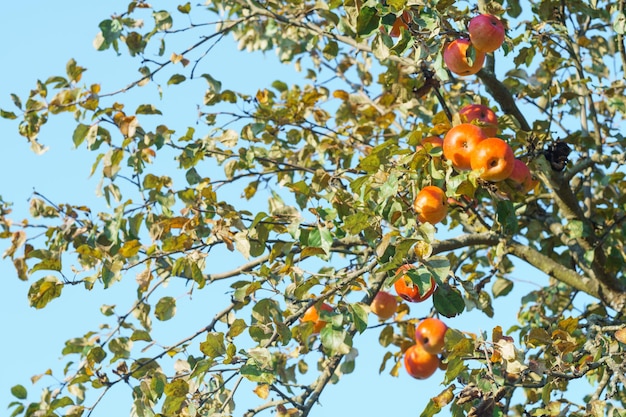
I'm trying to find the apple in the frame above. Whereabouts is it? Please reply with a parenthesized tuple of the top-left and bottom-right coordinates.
(470, 137, 515, 182)
(415, 318, 448, 355)
(468, 14, 506, 53)
(443, 38, 486, 76)
(443, 123, 486, 171)
(459, 104, 498, 137)
(370, 291, 398, 320)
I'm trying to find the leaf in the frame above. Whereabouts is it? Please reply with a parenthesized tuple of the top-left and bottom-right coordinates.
(432, 284, 464, 318)
(423, 256, 450, 284)
(167, 74, 186, 85)
(177, 2, 191, 13)
(200, 332, 226, 360)
(11, 385, 27, 400)
(153, 10, 173, 31)
(356, 7, 380, 37)
(228, 318, 248, 338)
(135, 104, 162, 115)
(253, 384, 270, 399)
(119, 239, 141, 258)
(162, 379, 189, 415)
(492, 277, 513, 298)
(0, 109, 17, 119)
(496, 200, 518, 235)
(420, 385, 455, 417)
(240, 361, 276, 384)
(320, 327, 352, 355)
(348, 302, 369, 333)
(28, 276, 63, 309)
(155, 296, 176, 321)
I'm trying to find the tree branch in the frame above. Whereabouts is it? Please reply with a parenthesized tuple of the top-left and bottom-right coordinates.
(476, 69, 531, 132)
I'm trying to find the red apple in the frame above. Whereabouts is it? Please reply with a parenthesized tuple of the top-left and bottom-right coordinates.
(508, 159, 538, 193)
(443, 39, 486, 76)
(470, 137, 515, 182)
(459, 104, 498, 137)
(468, 14, 505, 53)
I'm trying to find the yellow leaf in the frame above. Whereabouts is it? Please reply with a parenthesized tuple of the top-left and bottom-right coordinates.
(253, 384, 270, 399)
(333, 89, 349, 100)
(119, 239, 141, 258)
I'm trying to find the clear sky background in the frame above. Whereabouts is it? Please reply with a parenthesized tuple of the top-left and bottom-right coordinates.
(0, 2, 587, 416)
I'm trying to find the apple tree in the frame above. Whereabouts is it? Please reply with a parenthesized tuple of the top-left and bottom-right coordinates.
(2, 0, 626, 416)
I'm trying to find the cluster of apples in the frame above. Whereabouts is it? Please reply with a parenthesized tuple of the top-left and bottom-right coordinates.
(443, 13, 506, 76)
(371, 264, 448, 379)
(412, 102, 538, 226)
(304, 264, 446, 379)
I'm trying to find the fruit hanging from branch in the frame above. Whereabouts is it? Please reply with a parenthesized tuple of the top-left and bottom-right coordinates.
(443, 38, 485, 76)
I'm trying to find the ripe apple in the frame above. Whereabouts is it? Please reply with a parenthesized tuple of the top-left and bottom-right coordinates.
(301, 303, 333, 334)
(415, 317, 448, 355)
(443, 38, 486, 76)
(459, 104, 498, 137)
(468, 14, 506, 53)
(470, 137, 515, 182)
(370, 291, 398, 320)
(394, 264, 437, 303)
(508, 159, 538, 193)
(413, 185, 448, 225)
(443, 123, 486, 170)
(403, 343, 440, 379)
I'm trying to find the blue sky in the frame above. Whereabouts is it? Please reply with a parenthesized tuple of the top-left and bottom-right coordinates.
(0, 2, 588, 416)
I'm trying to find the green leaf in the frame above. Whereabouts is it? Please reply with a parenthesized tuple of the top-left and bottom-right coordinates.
(496, 200, 518, 235)
(130, 330, 152, 342)
(240, 361, 276, 384)
(323, 40, 339, 60)
(379, 325, 394, 347)
(0, 109, 17, 119)
(135, 104, 162, 115)
(492, 277, 514, 298)
(162, 379, 189, 415)
(153, 10, 173, 31)
(177, 2, 191, 13)
(167, 74, 186, 85)
(200, 332, 226, 360)
(320, 327, 352, 355)
(228, 318, 248, 338)
(348, 302, 369, 333)
(356, 7, 380, 37)
(432, 284, 464, 318)
(28, 276, 63, 309)
(11, 385, 27, 400)
(155, 296, 176, 321)
(423, 256, 451, 284)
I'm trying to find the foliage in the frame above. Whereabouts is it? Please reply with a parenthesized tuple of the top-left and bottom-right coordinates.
(3, 0, 626, 416)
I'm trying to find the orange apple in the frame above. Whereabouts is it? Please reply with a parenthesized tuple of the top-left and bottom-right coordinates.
(394, 264, 437, 303)
(370, 291, 398, 320)
(301, 303, 333, 333)
(404, 343, 440, 379)
(443, 123, 486, 170)
(415, 318, 448, 355)
(459, 104, 498, 137)
(413, 185, 448, 225)
(468, 14, 506, 53)
(443, 38, 486, 76)
(470, 137, 515, 182)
